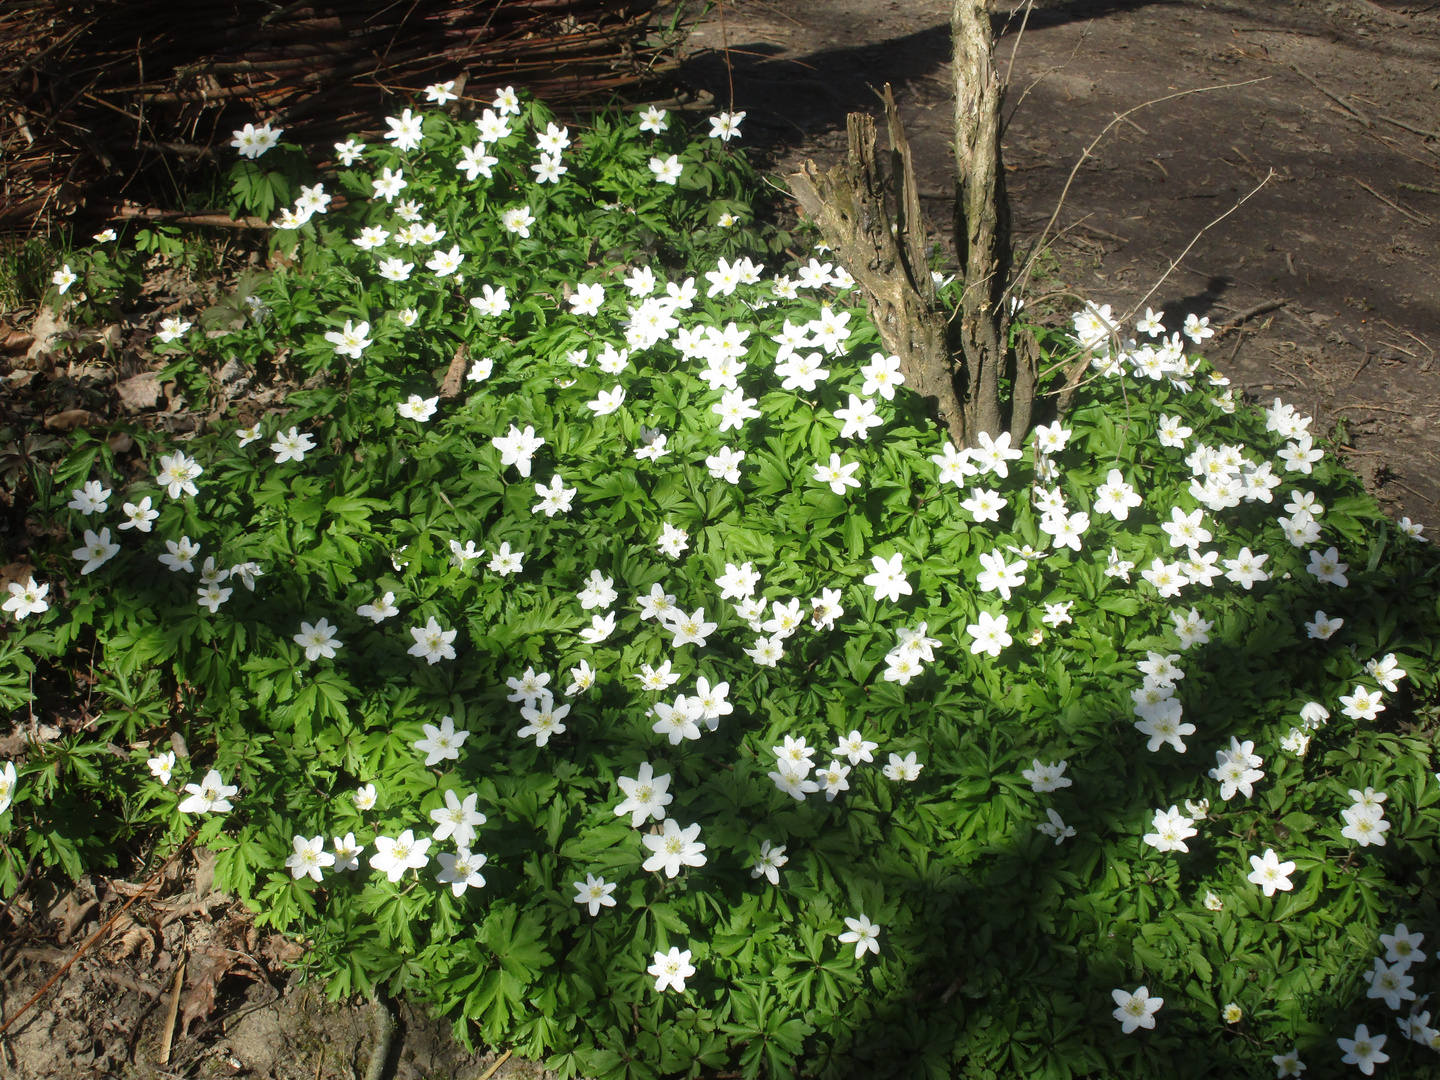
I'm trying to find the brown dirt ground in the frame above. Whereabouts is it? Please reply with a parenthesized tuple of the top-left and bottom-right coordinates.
(5, 1, 1440, 1076)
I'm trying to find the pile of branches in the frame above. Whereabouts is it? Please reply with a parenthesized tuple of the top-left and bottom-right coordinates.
(0, 0, 678, 232)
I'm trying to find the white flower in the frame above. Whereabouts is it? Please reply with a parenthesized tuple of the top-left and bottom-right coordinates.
(488, 541, 524, 576)
(3, 577, 49, 620)
(638, 106, 669, 133)
(1093, 469, 1142, 520)
(1136, 307, 1165, 336)
(429, 789, 488, 848)
(713, 388, 761, 432)
(813, 454, 862, 495)
(565, 659, 596, 697)
(579, 612, 616, 644)
(408, 617, 458, 664)
(1379, 923, 1426, 967)
(424, 80, 458, 105)
(882, 751, 924, 781)
(665, 607, 717, 648)
(1035, 807, 1075, 845)
(230, 122, 281, 159)
(1143, 806, 1198, 853)
(963, 430, 1021, 479)
(501, 206, 536, 237)
(155, 452, 203, 499)
(271, 426, 316, 464)
(158, 536, 201, 572)
(838, 915, 881, 959)
(1183, 312, 1214, 343)
(426, 244, 465, 276)
(492, 86, 521, 116)
(372, 167, 408, 203)
(641, 818, 706, 877)
(384, 107, 424, 151)
(649, 155, 683, 184)
(708, 111, 746, 141)
(963, 487, 1006, 523)
(976, 550, 1026, 600)
(376, 257, 413, 282)
(859, 353, 905, 400)
(568, 282, 605, 316)
(353, 783, 378, 811)
(1246, 848, 1296, 896)
(0, 761, 14, 813)
(577, 569, 618, 610)
(573, 873, 618, 916)
(863, 552, 911, 603)
(1042, 604, 1077, 630)
(177, 769, 237, 814)
(614, 762, 673, 826)
(414, 715, 468, 766)
(155, 317, 192, 344)
(1306, 545, 1349, 586)
(1111, 986, 1163, 1033)
(491, 424, 545, 477)
(396, 394, 438, 422)
(66, 480, 110, 515)
(1022, 759, 1071, 793)
(648, 947, 696, 993)
(833, 393, 883, 440)
(147, 751, 176, 786)
(1337, 1025, 1388, 1075)
(72, 527, 120, 575)
(286, 835, 336, 882)
(369, 830, 431, 883)
(355, 591, 398, 623)
(435, 848, 488, 895)
(119, 497, 159, 532)
(1305, 610, 1343, 640)
(1339, 685, 1385, 721)
(967, 611, 1011, 657)
(293, 618, 341, 661)
(334, 139, 366, 165)
(517, 698, 569, 746)
(587, 386, 626, 416)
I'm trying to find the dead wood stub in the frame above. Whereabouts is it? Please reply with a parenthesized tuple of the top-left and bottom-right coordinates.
(788, 92, 967, 448)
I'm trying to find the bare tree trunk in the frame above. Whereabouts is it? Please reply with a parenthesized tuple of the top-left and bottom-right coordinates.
(787, 0, 1027, 451)
(951, 0, 1011, 441)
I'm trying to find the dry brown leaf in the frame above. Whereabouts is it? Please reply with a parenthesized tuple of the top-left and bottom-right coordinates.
(439, 342, 468, 397)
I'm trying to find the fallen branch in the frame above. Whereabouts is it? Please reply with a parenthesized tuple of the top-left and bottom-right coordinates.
(1379, 113, 1440, 141)
(1215, 298, 1291, 336)
(1291, 65, 1372, 127)
(111, 206, 270, 228)
(1352, 178, 1434, 225)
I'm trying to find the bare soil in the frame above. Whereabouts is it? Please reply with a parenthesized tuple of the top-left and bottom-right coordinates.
(4, 1, 1440, 1076)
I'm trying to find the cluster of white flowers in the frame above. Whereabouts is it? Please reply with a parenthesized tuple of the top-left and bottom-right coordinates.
(28, 83, 1438, 1057)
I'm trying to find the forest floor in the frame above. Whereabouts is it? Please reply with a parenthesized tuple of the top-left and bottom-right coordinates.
(2, 1, 1438, 1077)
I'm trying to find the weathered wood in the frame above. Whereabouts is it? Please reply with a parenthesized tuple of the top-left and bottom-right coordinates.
(787, 95, 967, 448)
(951, 0, 1012, 443)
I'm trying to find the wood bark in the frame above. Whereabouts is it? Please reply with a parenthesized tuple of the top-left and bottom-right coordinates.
(788, 89, 967, 447)
(786, 1, 1029, 451)
(951, 0, 1012, 442)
